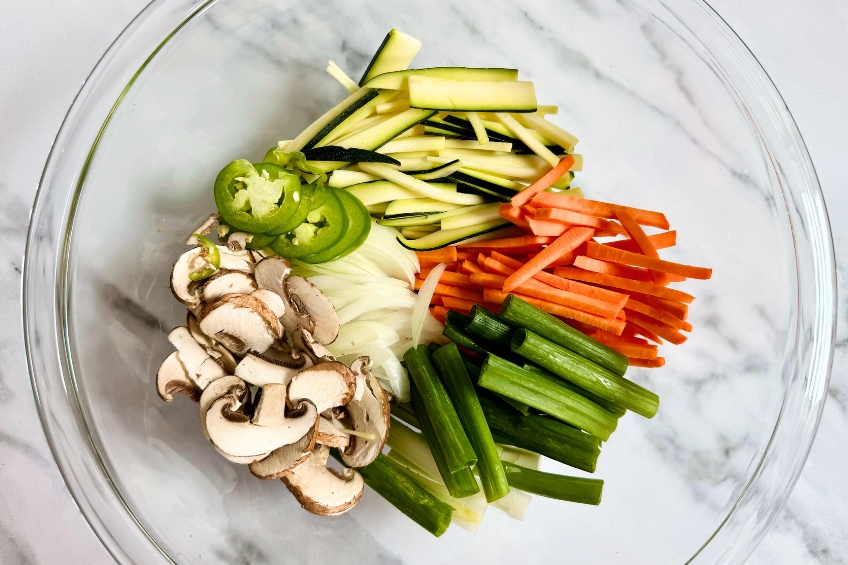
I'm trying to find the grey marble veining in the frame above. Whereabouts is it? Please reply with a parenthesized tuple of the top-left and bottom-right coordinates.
(1, 0, 846, 564)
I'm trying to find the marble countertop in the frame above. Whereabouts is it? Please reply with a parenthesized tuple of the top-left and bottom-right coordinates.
(1, 0, 845, 563)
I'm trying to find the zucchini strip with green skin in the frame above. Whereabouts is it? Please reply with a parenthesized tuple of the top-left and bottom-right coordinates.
(363, 67, 519, 89)
(359, 29, 422, 86)
(358, 162, 487, 205)
(397, 220, 510, 251)
(285, 88, 378, 152)
(408, 77, 537, 112)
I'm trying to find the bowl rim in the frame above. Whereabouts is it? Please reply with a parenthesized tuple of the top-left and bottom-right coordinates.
(22, 0, 837, 563)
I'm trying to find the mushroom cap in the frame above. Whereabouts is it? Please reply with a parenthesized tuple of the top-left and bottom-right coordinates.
(156, 351, 201, 402)
(248, 427, 318, 480)
(288, 361, 357, 414)
(315, 417, 350, 448)
(198, 294, 282, 356)
(168, 326, 226, 390)
(340, 357, 391, 468)
(198, 376, 270, 464)
(281, 445, 364, 516)
(186, 213, 221, 245)
(201, 270, 257, 303)
(251, 289, 286, 318)
(234, 354, 302, 387)
(205, 394, 318, 458)
(281, 276, 339, 345)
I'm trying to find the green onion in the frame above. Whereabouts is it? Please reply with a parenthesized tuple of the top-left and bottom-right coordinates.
(433, 343, 510, 503)
(386, 419, 441, 479)
(511, 329, 659, 419)
(446, 309, 472, 328)
(409, 380, 479, 497)
(461, 352, 531, 415)
(390, 402, 420, 429)
(502, 462, 603, 505)
(499, 295, 628, 376)
(479, 393, 601, 473)
(443, 320, 489, 355)
(355, 454, 455, 536)
(522, 363, 627, 418)
(464, 305, 513, 345)
(478, 354, 618, 440)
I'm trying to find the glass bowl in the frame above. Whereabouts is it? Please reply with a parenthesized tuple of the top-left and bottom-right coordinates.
(23, 0, 836, 563)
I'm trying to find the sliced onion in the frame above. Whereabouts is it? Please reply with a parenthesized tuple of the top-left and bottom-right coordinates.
(411, 262, 447, 348)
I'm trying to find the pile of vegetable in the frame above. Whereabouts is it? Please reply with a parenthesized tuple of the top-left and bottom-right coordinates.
(154, 28, 712, 538)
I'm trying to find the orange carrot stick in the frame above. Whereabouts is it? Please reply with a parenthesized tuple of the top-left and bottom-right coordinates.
(431, 306, 449, 324)
(483, 288, 625, 335)
(527, 218, 568, 236)
(600, 342, 658, 360)
(431, 295, 444, 306)
(441, 296, 478, 313)
(624, 322, 663, 345)
(511, 155, 576, 207)
(614, 209, 668, 286)
(503, 227, 595, 292)
(461, 260, 485, 275)
(605, 231, 677, 252)
(477, 252, 488, 267)
(498, 203, 531, 230)
(535, 208, 627, 235)
(553, 267, 696, 303)
(627, 293, 689, 321)
(573, 255, 654, 282)
(530, 192, 670, 230)
(456, 251, 476, 262)
(439, 272, 479, 290)
(586, 241, 712, 280)
(625, 298, 692, 332)
(458, 236, 555, 252)
(521, 205, 539, 218)
(628, 357, 666, 368)
(624, 309, 687, 345)
(416, 247, 457, 265)
(434, 284, 484, 302)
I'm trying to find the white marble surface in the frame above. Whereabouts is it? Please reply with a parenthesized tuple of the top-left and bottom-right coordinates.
(1, 0, 845, 564)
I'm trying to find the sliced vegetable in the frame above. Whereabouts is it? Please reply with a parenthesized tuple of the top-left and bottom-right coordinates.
(502, 462, 603, 505)
(214, 160, 301, 233)
(358, 163, 487, 205)
(521, 363, 626, 418)
(510, 155, 576, 207)
(270, 188, 347, 258)
(364, 67, 519, 89)
(398, 220, 512, 251)
(359, 29, 422, 86)
(530, 193, 670, 230)
(585, 241, 712, 280)
(283, 87, 378, 152)
(409, 77, 537, 112)
(464, 305, 513, 346)
(302, 146, 401, 165)
(300, 188, 371, 263)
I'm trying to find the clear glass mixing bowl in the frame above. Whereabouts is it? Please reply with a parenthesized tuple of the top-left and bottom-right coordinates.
(23, 0, 836, 563)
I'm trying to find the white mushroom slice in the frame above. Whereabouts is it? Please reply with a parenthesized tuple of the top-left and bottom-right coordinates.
(170, 248, 205, 309)
(281, 276, 340, 345)
(156, 351, 201, 402)
(186, 214, 221, 244)
(254, 256, 292, 298)
(249, 429, 317, 480)
(198, 294, 282, 356)
(218, 246, 254, 273)
(235, 354, 301, 387)
(248, 250, 266, 262)
(201, 270, 257, 302)
(340, 357, 391, 468)
(206, 395, 318, 457)
(292, 327, 335, 364)
(316, 417, 350, 448)
(199, 376, 269, 464)
(188, 313, 238, 372)
(251, 289, 286, 318)
(188, 313, 215, 348)
(168, 327, 226, 389)
(227, 232, 252, 252)
(288, 361, 357, 413)
(281, 445, 364, 516)
(251, 384, 288, 427)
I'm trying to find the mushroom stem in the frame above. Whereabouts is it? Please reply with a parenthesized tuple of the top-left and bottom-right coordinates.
(331, 418, 377, 441)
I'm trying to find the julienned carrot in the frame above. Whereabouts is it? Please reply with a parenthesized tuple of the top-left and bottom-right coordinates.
(553, 267, 696, 304)
(628, 357, 666, 368)
(416, 247, 457, 265)
(614, 209, 668, 286)
(489, 252, 629, 307)
(521, 205, 539, 217)
(605, 231, 677, 252)
(628, 293, 689, 320)
(624, 322, 663, 345)
(573, 255, 654, 282)
(439, 272, 478, 290)
(441, 296, 477, 313)
(586, 241, 712, 280)
(525, 249, 581, 267)
(625, 309, 687, 345)
(530, 192, 670, 230)
(458, 236, 555, 252)
(469, 272, 624, 318)
(434, 284, 484, 303)
(503, 227, 595, 292)
(527, 218, 568, 236)
(456, 251, 476, 262)
(461, 260, 485, 275)
(432, 306, 449, 324)
(419, 267, 433, 280)
(498, 203, 530, 230)
(477, 253, 488, 267)
(483, 288, 626, 335)
(625, 298, 692, 332)
(601, 342, 658, 360)
(535, 208, 627, 235)
(432, 295, 444, 306)
(511, 155, 576, 207)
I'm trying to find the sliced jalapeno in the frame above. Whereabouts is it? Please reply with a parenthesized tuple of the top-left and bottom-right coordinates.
(270, 189, 347, 259)
(301, 188, 372, 263)
(188, 234, 220, 281)
(214, 160, 301, 233)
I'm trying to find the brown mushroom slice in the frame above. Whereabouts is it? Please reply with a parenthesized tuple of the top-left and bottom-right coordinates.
(292, 327, 335, 364)
(188, 313, 239, 372)
(235, 354, 301, 387)
(199, 376, 269, 464)
(218, 246, 255, 273)
(281, 276, 340, 345)
(187, 313, 215, 348)
(168, 327, 226, 389)
(254, 256, 292, 298)
(340, 357, 391, 468)
(205, 395, 318, 457)
(226, 232, 252, 252)
(249, 426, 318, 480)
(251, 289, 286, 318)
(281, 444, 364, 516)
(156, 351, 201, 402)
(316, 416, 350, 448)
(170, 248, 205, 309)
(198, 293, 282, 356)
(186, 213, 221, 244)
(201, 270, 257, 302)
(288, 361, 357, 413)
(251, 383, 289, 427)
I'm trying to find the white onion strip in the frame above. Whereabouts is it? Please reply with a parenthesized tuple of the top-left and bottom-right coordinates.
(411, 262, 447, 348)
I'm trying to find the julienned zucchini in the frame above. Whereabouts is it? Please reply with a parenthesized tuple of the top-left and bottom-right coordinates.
(303, 146, 400, 165)
(383, 198, 464, 218)
(344, 180, 456, 206)
(409, 77, 537, 113)
(379, 203, 494, 226)
(397, 219, 510, 250)
(313, 90, 398, 148)
(406, 159, 462, 180)
(364, 67, 519, 90)
(285, 88, 378, 152)
(359, 29, 422, 86)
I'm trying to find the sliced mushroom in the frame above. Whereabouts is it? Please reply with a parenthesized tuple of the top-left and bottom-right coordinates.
(281, 444, 364, 516)
(205, 394, 318, 458)
(198, 294, 282, 356)
(186, 213, 221, 245)
(292, 327, 335, 364)
(170, 248, 205, 309)
(227, 232, 252, 252)
(156, 351, 201, 402)
(218, 246, 255, 273)
(257, 344, 311, 370)
(288, 361, 357, 413)
(235, 354, 302, 387)
(168, 327, 226, 389)
(340, 357, 391, 468)
(315, 417, 350, 448)
(187, 313, 215, 348)
(252, 384, 288, 427)
(188, 313, 239, 372)
(251, 289, 286, 318)
(280, 276, 339, 345)
(248, 250, 266, 263)
(249, 427, 318, 480)
(201, 270, 257, 302)
(254, 256, 292, 298)
(199, 376, 269, 464)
